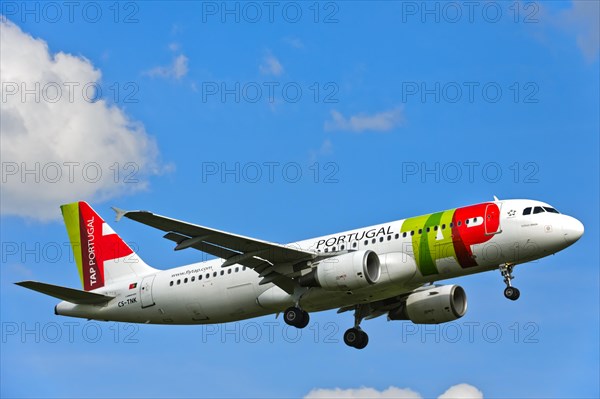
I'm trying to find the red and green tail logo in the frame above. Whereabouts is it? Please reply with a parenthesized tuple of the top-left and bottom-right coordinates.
(61, 202, 133, 291)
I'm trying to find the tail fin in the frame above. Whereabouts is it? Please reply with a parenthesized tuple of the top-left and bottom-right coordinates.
(61, 201, 156, 291)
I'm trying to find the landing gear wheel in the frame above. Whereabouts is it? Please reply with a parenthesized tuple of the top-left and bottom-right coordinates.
(297, 310, 310, 328)
(354, 331, 369, 349)
(283, 307, 310, 328)
(504, 286, 520, 301)
(500, 264, 520, 301)
(343, 328, 369, 349)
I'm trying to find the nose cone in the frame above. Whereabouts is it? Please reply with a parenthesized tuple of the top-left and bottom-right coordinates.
(563, 216, 584, 244)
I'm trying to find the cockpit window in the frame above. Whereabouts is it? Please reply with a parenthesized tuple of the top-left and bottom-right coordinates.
(533, 206, 545, 214)
(543, 207, 560, 214)
(523, 207, 532, 215)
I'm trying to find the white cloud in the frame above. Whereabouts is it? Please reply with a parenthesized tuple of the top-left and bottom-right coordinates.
(438, 384, 484, 399)
(259, 53, 284, 76)
(540, 0, 600, 62)
(557, 0, 600, 61)
(305, 384, 483, 399)
(308, 139, 333, 163)
(145, 54, 189, 79)
(283, 36, 305, 49)
(317, 139, 333, 155)
(305, 386, 422, 399)
(324, 106, 404, 133)
(0, 19, 163, 221)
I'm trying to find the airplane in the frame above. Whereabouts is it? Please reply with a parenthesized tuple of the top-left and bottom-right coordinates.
(16, 197, 584, 349)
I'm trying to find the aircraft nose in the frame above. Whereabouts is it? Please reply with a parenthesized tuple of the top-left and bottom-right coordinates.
(562, 216, 584, 244)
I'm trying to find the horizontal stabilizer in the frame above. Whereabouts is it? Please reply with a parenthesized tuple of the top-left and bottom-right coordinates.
(15, 281, 115, 305)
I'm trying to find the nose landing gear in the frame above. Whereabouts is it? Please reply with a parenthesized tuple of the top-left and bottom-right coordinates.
(500, 264, 520, 301)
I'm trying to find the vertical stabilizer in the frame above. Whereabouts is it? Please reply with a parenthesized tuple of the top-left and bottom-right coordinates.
(61, 201, 156, 291)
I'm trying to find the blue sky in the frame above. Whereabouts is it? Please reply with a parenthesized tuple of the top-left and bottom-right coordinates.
(1, 1, 598, 398)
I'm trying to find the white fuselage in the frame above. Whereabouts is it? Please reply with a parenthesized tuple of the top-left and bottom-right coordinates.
(55, 199, 583, 324)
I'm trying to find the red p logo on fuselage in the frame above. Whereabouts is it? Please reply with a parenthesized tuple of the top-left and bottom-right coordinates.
(452, 202, 500, 268)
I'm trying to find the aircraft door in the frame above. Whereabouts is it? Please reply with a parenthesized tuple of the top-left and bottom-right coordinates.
(484, 203, 502, 235)
(140, 275, 156, 308)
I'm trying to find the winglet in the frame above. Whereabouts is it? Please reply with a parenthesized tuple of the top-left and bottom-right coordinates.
(493, 195, 500, 201)
(111, 206, 128, 222)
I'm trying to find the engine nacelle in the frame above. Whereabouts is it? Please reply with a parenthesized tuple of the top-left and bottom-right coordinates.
(389, 285, 467, 324)
(298, 250, 381, 291)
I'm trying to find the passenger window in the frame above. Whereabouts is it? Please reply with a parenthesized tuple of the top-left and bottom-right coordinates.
(426, 227, 430, 232)
(533, 206, 545, 214)
(235, 267, 239, 273)
(353, 242, 357, 248)
(205, 273, 209, 279)
(228, 269, 232, 274)
(177, 279, 181, 285)
(170, 281, 173, 286)
(402, 232, 407, 238)
(410, 231, 414, 236)
(379, 237, 384, 242)
(199, 275, 202, 280)
(466, 219, 469, 225)
(418, 229, 422, 234)
(434, 226, 438, 231)
(332, 246, 336, 251)
(442, 224, 446, 229)
(523, 207, 532, 215)
(191, 276, 195, 282)
(364, 240, 369, 245)
(341, 245, 345, 250)
(473, 217, 477, 222)
(395, 233, 399, 239)
(457, 221, 462, 226)
(213, 272, 217, 277)
(242, 267, 246, 271)
(220, 270, 224, 276)
(324, 248, 329, 252)
(372, 239, 376, 244)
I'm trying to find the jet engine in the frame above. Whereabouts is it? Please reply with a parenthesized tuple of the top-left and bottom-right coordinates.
(298, 250, 381, 291)
(388, 285, 467, 324)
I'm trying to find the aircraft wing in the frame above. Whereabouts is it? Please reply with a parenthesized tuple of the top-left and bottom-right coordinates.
(114, 208, 325, 294)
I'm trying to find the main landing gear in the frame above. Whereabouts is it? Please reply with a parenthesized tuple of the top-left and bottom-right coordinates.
(344, 327, 368, 349)
(500, 263, 520, 301)
(283, 306, 310, 328)
(344, 305, 370, 349)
